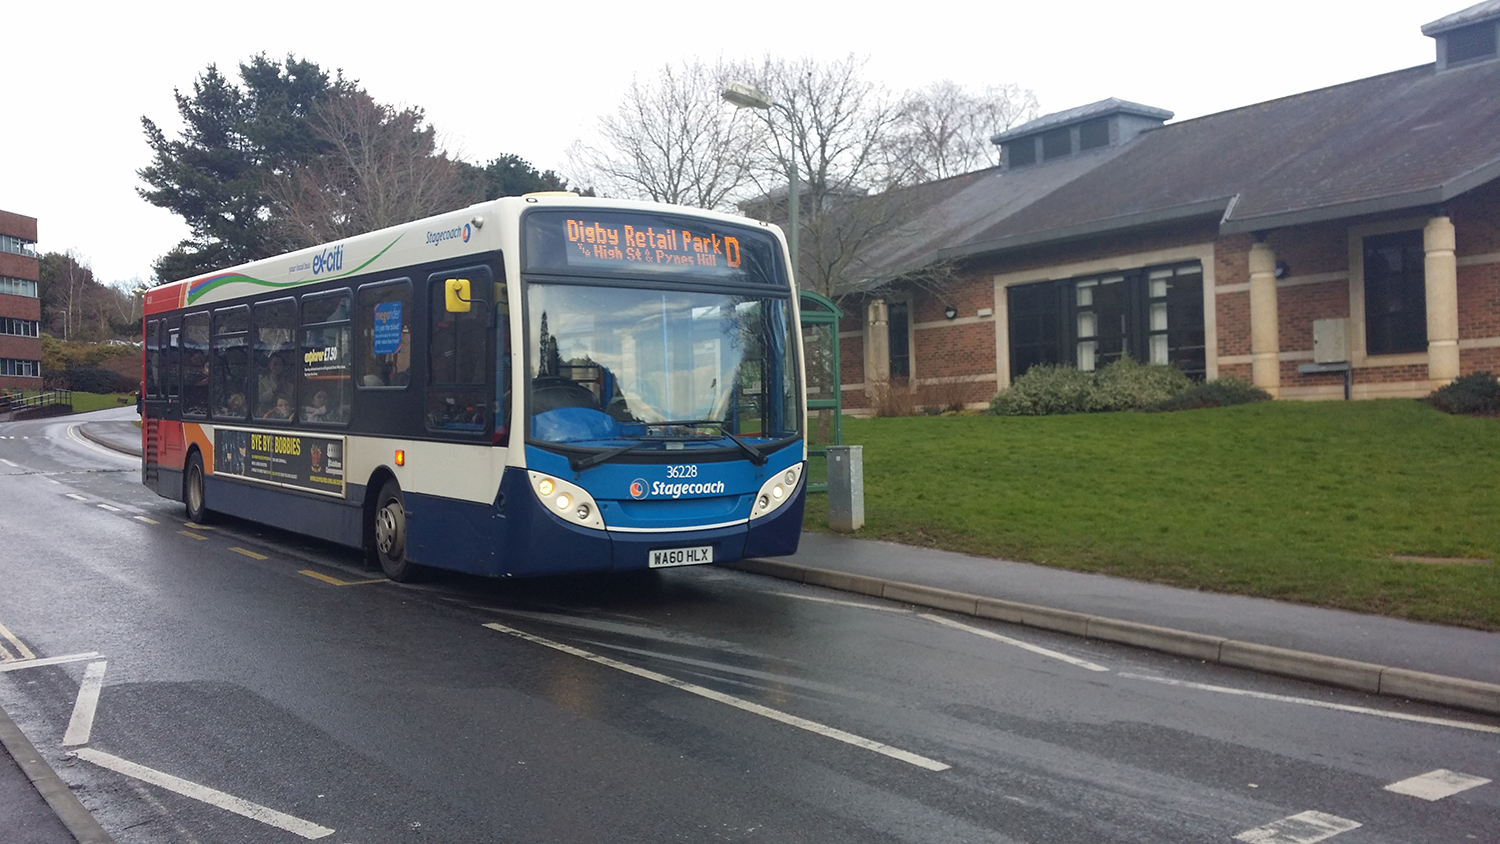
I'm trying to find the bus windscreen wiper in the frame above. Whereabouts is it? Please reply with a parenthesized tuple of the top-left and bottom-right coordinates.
(645, 421, 767, 466)
(569, 441, 645, 472)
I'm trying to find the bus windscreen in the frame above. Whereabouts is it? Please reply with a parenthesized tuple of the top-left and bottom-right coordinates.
(522, 210, 786, 286)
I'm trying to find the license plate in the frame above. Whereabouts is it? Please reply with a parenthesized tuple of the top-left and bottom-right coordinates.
(648, 545, 714, 568)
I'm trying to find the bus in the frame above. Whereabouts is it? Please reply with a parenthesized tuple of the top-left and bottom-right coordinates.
(141, 195, 806, 582)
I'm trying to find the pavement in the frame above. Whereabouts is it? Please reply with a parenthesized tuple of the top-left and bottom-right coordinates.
(4, 417, 1496, 843)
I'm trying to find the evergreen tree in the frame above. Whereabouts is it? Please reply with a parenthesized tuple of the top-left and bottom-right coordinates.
(479, 154, 571, 199)
(138, 55, 349, 283)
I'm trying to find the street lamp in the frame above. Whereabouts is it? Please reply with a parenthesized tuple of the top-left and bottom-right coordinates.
(722, 82, 798, 279)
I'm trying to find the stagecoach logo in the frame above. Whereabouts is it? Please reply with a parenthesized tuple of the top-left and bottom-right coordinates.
(311, 244, 344, 275)
(629, 478, 728, 499)
(426, 224, 471, 246)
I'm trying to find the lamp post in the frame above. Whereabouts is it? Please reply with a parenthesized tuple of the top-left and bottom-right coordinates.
(721, 82, 798, 279)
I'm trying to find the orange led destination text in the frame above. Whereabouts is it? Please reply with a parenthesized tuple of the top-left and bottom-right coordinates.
(567, 219, 741, 268)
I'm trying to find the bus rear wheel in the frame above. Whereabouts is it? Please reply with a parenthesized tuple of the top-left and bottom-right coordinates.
(185, 452, 208, 524)
(370, 480, 426, 583)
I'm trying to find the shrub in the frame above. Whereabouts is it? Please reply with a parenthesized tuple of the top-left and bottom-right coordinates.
(988, 360, 1195, 416)
(1091, 358, 1194, 412)
(869, 377, 918, 417)
(1425, 371, 1500, 416)
(988, 364, 1097, 415)
(55, 366, 135, 394)
(919, 376, 985, 415)
(1145, 376, 1272, 412)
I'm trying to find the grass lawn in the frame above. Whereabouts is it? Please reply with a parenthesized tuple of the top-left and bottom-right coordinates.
(71, 392, 137, 413)
(804, 400, 1500, 630)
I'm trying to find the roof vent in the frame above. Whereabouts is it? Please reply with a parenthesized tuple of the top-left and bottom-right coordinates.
(1423, 1, 1500, 70)
(991, 98, 1172, 171)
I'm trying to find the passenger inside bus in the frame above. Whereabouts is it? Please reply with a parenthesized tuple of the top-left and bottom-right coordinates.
(263, 394, 293, 421)
(257, 354, 292, 415)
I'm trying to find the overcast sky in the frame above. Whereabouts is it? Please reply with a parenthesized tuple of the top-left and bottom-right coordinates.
(6, 0, 1464, 285)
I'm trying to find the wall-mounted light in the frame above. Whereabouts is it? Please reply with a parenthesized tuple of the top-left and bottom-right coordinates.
(1274, 260, 1290, 280)
(944, 305, 958, 320)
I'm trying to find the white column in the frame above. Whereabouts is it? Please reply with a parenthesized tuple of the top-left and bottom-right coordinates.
(1424, 216, 1460, 387)
(1249, 242, 1280, 397)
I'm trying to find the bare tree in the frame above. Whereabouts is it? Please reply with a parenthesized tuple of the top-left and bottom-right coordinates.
(731, 55, 912, 301)
(892, 81, 1039, 181)
(267, 90, 482, 247)
(567, 60, 766, 212)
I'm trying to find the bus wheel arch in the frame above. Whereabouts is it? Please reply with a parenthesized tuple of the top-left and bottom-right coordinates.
(184, 448, 209, 524)
(364, 472, 427, 583)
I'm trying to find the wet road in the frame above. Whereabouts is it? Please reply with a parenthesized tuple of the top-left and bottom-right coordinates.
(1, 408, 1496, 843)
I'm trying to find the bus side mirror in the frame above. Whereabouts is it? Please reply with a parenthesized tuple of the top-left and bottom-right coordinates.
(445, 278, 472, 313)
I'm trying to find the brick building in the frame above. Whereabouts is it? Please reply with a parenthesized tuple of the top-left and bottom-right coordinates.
(836, 3, 1500, 411)
(0, 209, 42, 390)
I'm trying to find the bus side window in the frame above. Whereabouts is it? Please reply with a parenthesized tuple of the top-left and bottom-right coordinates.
(300, 289, 352, 425)
(253, 298, 297, 421)
(357, 280, 412, 389)
(182, 312, 210, 418)
(426, 267, 490, 432)
(212, 306, 250, 420)
(167, 327, 182, 405)
(145, 320, 161, 398)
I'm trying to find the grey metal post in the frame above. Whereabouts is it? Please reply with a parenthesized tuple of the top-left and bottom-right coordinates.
(826, 445, 864, 532)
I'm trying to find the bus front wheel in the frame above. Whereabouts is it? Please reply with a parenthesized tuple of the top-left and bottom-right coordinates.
(370, 480, 426, 583)
(185, 452, 208, 524)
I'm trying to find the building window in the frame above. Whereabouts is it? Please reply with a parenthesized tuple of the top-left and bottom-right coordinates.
(887, 301, 910, 379)
(1363, 231, 1426, 356)
(0, 359, 41, 377)
(0, 277, 38, 298)
(1041, 127, 1072, 160)
(1008, 138, 1037, 168)
(1079, 119, 1110, 151)
(1008, 262, 1204, 380)
(0, 318, 38, 337)
(1008, 282, 1065, 379)
(0, 235, 37, 259)
(1446, 21, 1498, 65)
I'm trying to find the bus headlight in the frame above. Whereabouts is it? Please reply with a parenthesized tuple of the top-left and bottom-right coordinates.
(750, 463, 803, 522)
(528, 472, 605, 530)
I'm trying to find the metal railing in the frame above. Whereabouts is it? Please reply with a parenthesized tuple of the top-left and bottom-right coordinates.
(0, 390, 73, 416)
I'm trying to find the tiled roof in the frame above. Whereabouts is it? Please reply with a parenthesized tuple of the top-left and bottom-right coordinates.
(842, 57, 1500, 291)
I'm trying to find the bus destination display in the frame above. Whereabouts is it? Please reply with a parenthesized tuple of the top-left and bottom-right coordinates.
(524, 210, 783, 286)
(567, 219, 740, 269)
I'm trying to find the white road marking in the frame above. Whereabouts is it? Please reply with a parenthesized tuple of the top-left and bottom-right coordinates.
(1384, 768, 1492, 800)
(97, 504, 120, 512)
(0, 652, 104, 673)
(1120, 673, 1500, 734)
(0, 620, 36, 660)
(1234, 810, 1361, 844)
(920, 614, 1110, 672)
(0, 458, 17, 467)
(772, 592, 912, 613)
(66, 493, 88, 501)
(66, 424, 138, 462)
(483, 622, 950, 771)
(73, 748, 334, 839)
(63, 660, 108, 746)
